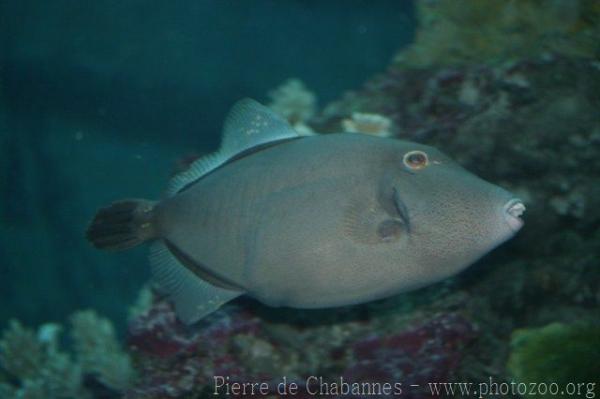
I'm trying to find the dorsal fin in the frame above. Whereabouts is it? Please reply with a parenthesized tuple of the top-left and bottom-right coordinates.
(220, 98, 300, 157)
(166, 152, 225, 197)
(166, 98, 300, 197)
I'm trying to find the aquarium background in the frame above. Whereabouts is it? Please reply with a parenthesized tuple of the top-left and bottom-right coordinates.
(0, 0, 414, 328)
(0, 0, 599, 398)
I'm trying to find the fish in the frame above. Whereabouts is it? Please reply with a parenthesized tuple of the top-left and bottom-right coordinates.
(86, 99, 525, 324)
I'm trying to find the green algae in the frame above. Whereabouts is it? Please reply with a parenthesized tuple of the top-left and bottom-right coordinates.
(395, 0, 600, 68)
(508, 322, 600, 396)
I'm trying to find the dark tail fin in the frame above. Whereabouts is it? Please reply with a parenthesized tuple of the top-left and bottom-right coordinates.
(86, 199, 157, 251)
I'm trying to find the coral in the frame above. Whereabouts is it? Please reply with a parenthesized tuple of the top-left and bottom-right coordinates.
(267, 78, 317, 127)
(125, 291, 477, 398)
(549, 190, 586, 219)
(343, 313, 476, 398)
(128, 284, 154, 320)
(71, 310, 134, 391)
(0, 320, 86, 398)
(507, 323, 600, 396)
(126, 299, 268, 398)
(316, 57, 600, 243)
(342, 112, 393, 137)
(0, 311, 133, 398)
(394, 0, 600, 68)
(0, 383, 16, 398)
(0, 320, 45, 380)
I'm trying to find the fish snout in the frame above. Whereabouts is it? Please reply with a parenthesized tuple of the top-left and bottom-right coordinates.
(503, 198, 526, 232)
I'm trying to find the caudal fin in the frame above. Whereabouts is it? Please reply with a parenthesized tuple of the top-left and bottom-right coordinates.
(86, 199, 157, 251)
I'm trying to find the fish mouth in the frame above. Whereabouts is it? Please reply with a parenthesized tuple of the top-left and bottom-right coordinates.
(503, 198, 525, 232)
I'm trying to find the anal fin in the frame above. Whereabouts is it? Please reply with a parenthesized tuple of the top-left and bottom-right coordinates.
(149, 241, 243, 324)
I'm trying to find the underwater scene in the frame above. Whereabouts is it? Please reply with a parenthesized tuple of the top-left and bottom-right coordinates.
(1, 0, 599, 398)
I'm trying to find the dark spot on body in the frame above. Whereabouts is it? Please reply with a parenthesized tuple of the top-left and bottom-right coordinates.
(377, 219, 404, 241)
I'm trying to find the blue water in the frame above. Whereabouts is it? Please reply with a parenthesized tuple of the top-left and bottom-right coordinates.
(0, 0, 414, 329)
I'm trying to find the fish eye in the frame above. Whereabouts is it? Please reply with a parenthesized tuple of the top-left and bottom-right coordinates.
(403, 150, 429, 170)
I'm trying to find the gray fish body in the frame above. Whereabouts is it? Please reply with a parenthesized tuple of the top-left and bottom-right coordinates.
(87, 99, 524, 323)
(156, 133, 519, 308)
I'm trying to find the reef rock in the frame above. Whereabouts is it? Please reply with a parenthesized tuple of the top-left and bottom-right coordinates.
(125, 294, 477, 398)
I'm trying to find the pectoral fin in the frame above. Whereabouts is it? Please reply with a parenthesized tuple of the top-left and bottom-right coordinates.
(343, 191, 409, 245)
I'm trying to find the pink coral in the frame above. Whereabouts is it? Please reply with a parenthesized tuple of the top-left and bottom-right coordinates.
(126, 298, 263, 398)
(343, 313, 476, 398)
(125, 293, 476, 398)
